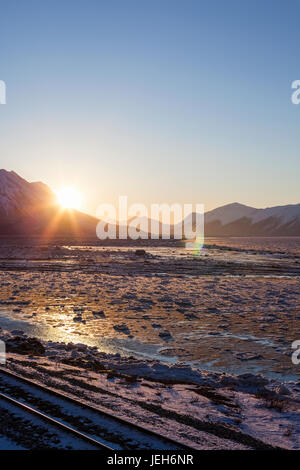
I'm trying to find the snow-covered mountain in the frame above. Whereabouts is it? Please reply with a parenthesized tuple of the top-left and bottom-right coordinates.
(204, 202, 300, 236)
(1, 170, 300, 238)
(0, 170, 56, 222)
(0, 170, 98, 238)
(205, 203, 257, 225)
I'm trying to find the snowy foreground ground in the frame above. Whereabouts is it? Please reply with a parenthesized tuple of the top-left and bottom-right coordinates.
(0, 329, 299, 450)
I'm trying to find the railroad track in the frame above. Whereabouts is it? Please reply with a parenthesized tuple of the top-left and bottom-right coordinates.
(0, 391, 111, 450)
(0, 367, 193, 450)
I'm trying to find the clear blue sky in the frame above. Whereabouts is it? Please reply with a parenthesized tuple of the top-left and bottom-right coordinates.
(1, 0, 300, 215)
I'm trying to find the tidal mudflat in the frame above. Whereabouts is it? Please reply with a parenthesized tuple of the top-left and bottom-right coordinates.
(0, 238, 299, 449)
(0, 238, 299, 380)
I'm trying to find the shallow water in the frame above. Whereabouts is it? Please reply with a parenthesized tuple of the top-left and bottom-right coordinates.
(0, 238, 299, 381)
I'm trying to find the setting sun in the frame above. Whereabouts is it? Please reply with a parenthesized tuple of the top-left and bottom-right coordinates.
(57, 187, 82, 210)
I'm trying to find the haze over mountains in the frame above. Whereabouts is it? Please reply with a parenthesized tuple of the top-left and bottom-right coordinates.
(0, 169, 300, 238)
(203, 202, 300, 236)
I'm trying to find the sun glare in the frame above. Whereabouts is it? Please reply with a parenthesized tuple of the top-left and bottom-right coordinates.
(57, 187, 82, 210)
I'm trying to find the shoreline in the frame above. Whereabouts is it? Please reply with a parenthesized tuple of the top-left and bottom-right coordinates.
(0, 328, 299, 450)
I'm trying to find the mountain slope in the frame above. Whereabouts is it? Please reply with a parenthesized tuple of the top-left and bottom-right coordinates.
(205, 203, 258, 225)
(0, 170, 55, 221)
(0, 170, 98, 238)
(203, 202, 300, 236)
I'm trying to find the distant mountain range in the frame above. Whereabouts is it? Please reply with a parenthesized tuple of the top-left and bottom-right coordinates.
(203, 202, 300, 236)
(0, 169, 300, 238)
